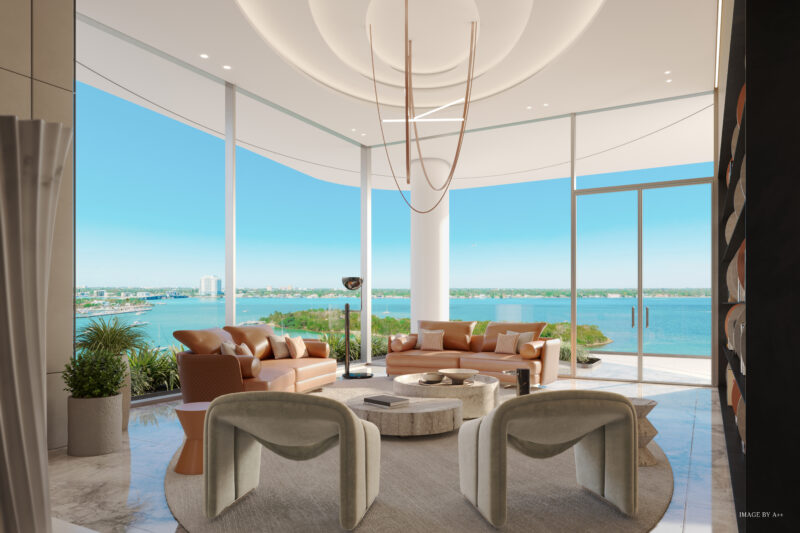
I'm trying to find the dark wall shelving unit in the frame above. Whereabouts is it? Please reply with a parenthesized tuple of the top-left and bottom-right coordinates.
(716, 0, 746, 530)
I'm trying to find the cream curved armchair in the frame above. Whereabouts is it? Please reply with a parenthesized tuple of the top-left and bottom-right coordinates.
(458, 390, 638, 527)
(204, 392, 381, 530)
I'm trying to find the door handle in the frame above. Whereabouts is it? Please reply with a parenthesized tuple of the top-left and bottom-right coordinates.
(646, 307, 650, 328)
(631, 306, 635, 328)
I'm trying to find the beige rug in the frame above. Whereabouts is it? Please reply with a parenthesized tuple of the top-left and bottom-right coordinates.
(165, 378, 673, 532)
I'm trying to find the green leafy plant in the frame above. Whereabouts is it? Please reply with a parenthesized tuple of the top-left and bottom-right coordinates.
(319, 332, 360, 362)
(371, 335, 388, 357)
(63, 350, 127, 398)
(559, 343, 592, 364)
(128, 347, 180, 396)
(75, 317, 148, 354)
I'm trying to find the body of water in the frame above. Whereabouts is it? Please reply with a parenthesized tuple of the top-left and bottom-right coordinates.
(77, 296, 711, 356)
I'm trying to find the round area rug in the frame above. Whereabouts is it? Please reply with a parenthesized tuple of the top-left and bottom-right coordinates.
(165, 378, 673, 532)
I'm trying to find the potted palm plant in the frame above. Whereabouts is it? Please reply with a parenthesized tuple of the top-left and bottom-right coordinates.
(63, 350, 127, 456)
(74, 317, 147, 430)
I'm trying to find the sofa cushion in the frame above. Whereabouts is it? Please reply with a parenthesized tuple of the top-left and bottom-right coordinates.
(386, 349, 465, 369)
(269, 334, 291, 359)
(415, 329, 443, 349)
(247, 366, 294, 392)
(459, 352, 543, 375)
(418, 320, 477, 351)
(224, 325, 276, 359)
(173, 328, 232, 355)
(220, 341, 237, 355)
(420, 330, 445, 350)
(304, 339, 330, 358)
(482, 322, 546, 352)
(519, 340, 545, 360)
(495, 333, 520, 354)
(286, 336, 308, 358)
(391, 334, 417, 352)
(236, 343, 254, 356)
(235, 355, 261, 378)
(261, 357, 337, 382)
(508, 330, 536, 353)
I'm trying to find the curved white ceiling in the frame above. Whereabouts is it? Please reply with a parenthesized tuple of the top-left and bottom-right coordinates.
(235, 0, 605, 107)
(76, 0, 717, 189)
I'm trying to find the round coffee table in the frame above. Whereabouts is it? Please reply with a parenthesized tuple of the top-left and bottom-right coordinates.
(346, 396, 462, 436)
(175, 401, 210, 475)
(393, 373, 499, 418)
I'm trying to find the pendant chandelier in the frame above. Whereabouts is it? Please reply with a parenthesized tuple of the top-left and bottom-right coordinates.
(369, 0, 477, 214)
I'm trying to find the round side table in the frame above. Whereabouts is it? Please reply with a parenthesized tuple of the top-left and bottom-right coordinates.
(175, 401, 210, 475)
(628, 398, 658, 467)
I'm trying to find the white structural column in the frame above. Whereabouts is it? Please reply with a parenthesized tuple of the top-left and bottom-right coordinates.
(410, 159, 450, 330)
(225, 82, 236, 326)
(570, 113, 577, 377)
(360, 146, 372, 363)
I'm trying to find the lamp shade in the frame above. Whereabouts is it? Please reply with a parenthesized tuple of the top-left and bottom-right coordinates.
(342, 277, 362, 291)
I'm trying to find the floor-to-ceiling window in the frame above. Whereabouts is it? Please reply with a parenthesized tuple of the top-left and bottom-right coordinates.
(233, 91, 362, 361)
(573, 94, 714, 385)
(449, 178, 571, 341)
(76, 82, 225, 349)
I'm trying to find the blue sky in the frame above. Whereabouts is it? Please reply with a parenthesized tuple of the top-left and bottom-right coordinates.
(76, 82, 712, 289)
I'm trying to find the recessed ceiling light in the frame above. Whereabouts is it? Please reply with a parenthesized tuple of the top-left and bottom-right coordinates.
(666, 79, 672, 83)
(543, 103, 550, 107)
(361, 133, 366, 136)
(664, 70, 671, 75)
(526, 105, 532, 110)
(351, 128, 356, 132)
(200, 53, 209, 59)
(223, 65, 232, 70)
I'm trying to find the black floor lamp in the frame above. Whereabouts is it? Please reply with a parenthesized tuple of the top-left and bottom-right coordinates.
(342, 277, 373, 379)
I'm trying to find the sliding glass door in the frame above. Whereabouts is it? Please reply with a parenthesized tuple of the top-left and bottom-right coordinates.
(576, 190, 639, 381)
(641, 184, 712, 384)
(574, 180, 712, 385)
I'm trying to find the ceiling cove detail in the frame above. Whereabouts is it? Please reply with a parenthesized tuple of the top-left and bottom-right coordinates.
(234, 0, 606, 108)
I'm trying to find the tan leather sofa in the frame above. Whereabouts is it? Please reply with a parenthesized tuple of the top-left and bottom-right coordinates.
(173, 325, 337, 403)
(386, 321, 560, 386)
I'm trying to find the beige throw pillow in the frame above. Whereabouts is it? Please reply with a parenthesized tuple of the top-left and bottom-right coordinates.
(235, 343, 254, 356)
(508, 330, 535, 354)
(495, 332, 520, 354)
(415, 329, 444, 349)
(268, 335, 291, 359)
(286, 336, 308, 359)
(420, 330, 445, 351)
(220, 342, 237, 356)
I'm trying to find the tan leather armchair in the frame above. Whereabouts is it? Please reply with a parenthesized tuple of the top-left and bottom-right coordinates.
(177, 352, 271, 403)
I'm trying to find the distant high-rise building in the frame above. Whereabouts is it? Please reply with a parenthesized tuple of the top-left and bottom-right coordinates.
(200, 275, 222, 296)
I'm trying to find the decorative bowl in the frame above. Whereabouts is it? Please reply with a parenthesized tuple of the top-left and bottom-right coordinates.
(422, 372, 443, 383)
(438, 368, 478, 385)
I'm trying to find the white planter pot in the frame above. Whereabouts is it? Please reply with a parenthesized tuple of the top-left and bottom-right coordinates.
(67, 394, 122, 457)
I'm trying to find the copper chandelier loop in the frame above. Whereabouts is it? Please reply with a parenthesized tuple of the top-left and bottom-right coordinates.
(368, 0, 478, 214)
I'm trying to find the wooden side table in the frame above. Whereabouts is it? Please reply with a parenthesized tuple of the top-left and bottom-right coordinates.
(628, 398, 658, 467)
(175, 401, 210, 475)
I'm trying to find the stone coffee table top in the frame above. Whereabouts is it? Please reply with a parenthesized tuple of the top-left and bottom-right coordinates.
(346, 396, 462, 437)
(393, 373, 499, 419)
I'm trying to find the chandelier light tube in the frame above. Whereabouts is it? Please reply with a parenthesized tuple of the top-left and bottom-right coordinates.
(369, 0, 477, 213)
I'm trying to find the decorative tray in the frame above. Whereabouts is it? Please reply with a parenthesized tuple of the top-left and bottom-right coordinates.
(418, 378, 474, 386)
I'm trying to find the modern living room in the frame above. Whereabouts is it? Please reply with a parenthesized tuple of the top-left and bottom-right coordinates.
(1, 1, 798, 532)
